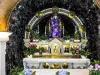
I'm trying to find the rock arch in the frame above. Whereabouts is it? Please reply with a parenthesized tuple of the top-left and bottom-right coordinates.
(27, 7, 85, 39)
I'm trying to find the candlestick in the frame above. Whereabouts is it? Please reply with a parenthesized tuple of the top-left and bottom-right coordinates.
(63, 25, 64, 36)
(38, 25, 39, 34)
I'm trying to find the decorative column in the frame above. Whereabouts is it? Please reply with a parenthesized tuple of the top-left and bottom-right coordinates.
(0, 32, 12, 75)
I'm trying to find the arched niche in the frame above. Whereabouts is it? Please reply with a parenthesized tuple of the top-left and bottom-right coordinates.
(25, 7, 86, 40)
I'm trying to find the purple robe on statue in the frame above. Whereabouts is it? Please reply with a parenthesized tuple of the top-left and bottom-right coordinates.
(50, 16, 61, 38)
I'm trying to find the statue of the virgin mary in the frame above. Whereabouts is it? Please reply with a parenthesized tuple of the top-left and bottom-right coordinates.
(50, 15, 62, 38)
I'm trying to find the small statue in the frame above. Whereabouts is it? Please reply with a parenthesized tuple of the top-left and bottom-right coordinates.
(54, 46, 57, 52)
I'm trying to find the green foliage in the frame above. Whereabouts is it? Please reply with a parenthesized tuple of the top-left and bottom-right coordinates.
(9, 66, 24, 75)
(56, 71, 59, 75)
(39, 47, 44, 55)
(25, 26, 32, 32)
(71, 49, 76, 55)
(91, 60, 100, 66)
(40, 35, 48, 40)
(33, 33, 39, 39)
(89, 70, 100, 75)
(66, 72, 70, 75)
(74, 31, 80, 39)
(55, 71, 70, 75)
(80, 50, 91, 56)
(24, 46, 36, 57)
(63, 35, 71, 40)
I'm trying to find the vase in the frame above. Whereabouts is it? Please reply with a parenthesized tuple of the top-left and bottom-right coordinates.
(81, 55, 86, 59)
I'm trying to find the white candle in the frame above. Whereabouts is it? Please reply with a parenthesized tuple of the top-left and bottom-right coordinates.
(45, 26, 46, 35)
(38, 25, 39, 34)
(63, 26, 64, 35)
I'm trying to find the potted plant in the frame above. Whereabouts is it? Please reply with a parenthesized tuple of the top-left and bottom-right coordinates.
(74, 31, 80, 40)
(24, 43, 37, 57)
(71, 48, 76, 57)
(63, 35, 71, 40)
(88, 62, 100, 75)
(33, 33, 39, 40)
(39, 47, 44, 56)
(56, 70, 70, 75)
(80, 50, 91, 58)
(40, 35, 48, 40)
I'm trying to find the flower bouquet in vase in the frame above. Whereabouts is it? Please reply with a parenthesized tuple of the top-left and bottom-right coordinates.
(29, 43, 37, 57)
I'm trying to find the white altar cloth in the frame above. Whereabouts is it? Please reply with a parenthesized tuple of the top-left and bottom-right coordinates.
(23, 58, 90, 63)
(23, 58, 90, 69)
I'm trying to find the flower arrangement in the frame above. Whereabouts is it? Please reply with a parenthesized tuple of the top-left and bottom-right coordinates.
(80, 50, 91, 57)
(71, 48, 76, 55)
(18, 68, 36, 75)
(56, 70, 70, 75)
(29, 43, 37, 47)
(39, 47, 45, 56)
(23, 69, 33, 75)
(24, 43, 37, 57)
(88, 63, 100, 75)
